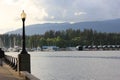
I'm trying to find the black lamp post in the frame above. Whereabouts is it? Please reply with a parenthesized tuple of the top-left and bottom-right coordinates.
(21, 10, 28, 54)
(18, 10, 30, 73)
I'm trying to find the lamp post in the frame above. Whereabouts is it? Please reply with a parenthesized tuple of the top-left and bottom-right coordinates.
(18, 10, 31, 73)
(21, 10, 28, 54)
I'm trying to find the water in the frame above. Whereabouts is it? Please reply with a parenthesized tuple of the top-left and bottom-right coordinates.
(6, 51, 120, 80)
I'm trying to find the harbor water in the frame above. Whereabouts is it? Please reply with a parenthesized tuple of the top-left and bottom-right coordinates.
(6, 51, 120, 80)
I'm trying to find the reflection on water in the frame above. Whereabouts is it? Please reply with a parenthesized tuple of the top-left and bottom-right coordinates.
(30, 51, 120, 80)
(6, 51, 120, 80)
(38, 55, 120, 59)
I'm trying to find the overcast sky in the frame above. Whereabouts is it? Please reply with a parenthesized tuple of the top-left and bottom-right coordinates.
(0, 0, 120, 34)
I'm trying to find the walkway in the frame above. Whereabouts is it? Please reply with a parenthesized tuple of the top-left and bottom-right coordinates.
(0, 63, 24, 80)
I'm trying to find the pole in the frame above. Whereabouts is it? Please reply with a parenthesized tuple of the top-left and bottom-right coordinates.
(21, 18, 28, 54)
(18, 13, 30, 73)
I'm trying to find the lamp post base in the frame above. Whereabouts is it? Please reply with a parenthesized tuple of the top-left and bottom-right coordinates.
(20, 49, 28, 54)
(18, 53, 31, 73)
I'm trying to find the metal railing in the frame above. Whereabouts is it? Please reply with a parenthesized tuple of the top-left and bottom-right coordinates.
(4, 55, 18, 71)
(4, 55, 40, 80)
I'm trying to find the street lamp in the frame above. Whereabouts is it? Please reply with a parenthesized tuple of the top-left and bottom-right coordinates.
(18, 10, 30, 73)
(21, 10, 28, 54)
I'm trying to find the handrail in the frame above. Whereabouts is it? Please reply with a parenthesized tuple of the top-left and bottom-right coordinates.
(4, 55, 18, 71)
(4, 55, 40, 80)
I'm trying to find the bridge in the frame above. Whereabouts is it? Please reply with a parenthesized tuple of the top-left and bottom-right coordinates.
(0, 55, 40, 80)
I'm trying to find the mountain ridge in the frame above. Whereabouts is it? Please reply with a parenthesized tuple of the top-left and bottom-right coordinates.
(6, 18, 120, 35)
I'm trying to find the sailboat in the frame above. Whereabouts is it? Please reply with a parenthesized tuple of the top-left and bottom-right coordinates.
(7, 37, 21, 52)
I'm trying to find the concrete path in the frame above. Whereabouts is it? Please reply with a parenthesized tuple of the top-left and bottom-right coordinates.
(0, 63, 24, 80)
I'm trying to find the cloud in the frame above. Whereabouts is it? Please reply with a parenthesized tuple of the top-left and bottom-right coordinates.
(51, 16, 55, 19)
(0, 0, 120, 34)
(3, 0, 18, 5)
(74, 12, 87, 16)
(32, 0, 120, 22)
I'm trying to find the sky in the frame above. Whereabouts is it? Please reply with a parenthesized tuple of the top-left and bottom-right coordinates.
(0, 0, 120, 34)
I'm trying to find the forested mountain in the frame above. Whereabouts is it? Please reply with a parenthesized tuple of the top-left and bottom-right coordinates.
(2, 28, 120, 48)
(6, 18, 120, 35)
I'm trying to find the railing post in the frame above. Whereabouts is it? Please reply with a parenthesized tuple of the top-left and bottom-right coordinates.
(4, 55, 39, 80)
(4, 55, 18, 71)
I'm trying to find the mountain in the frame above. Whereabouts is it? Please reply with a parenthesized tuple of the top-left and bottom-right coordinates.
(6, 18, 120, 35)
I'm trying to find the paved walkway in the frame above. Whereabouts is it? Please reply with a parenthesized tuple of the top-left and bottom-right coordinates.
(0, 63, 24, 80)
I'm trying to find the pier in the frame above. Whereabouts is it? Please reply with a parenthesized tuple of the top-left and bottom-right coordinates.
(0, 55, 40, 80)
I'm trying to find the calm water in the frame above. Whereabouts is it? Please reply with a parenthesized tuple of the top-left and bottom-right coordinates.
(6, 51, 120, 80)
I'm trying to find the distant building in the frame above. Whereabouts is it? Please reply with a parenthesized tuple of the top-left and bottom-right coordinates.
(76, 45, 83, 51)
(42, 46, 59, 51)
